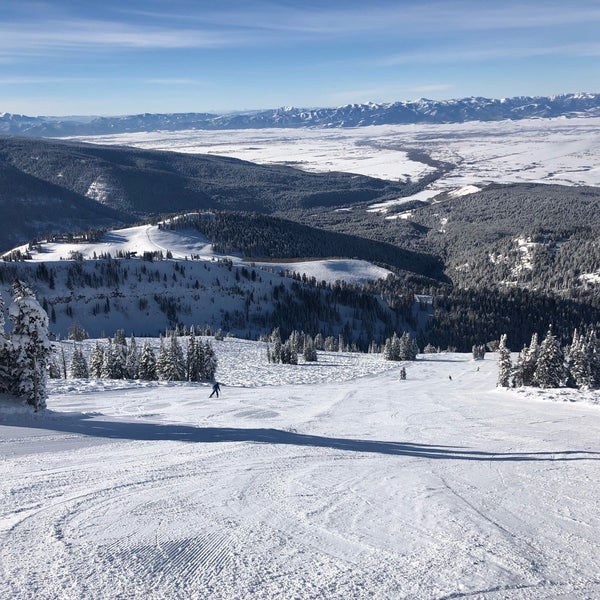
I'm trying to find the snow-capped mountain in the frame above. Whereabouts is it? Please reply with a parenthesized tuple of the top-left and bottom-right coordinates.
(2, 93, 599, 137)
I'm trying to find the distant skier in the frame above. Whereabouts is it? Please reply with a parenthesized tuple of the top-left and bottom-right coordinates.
(400, 367, 406, 380)
(209, 381, 221, 398)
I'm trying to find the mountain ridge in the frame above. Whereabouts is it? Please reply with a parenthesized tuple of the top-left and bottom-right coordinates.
(2, 93, 600, 137)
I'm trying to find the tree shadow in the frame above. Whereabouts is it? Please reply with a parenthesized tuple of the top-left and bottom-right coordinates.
(2, 412, 599, 462)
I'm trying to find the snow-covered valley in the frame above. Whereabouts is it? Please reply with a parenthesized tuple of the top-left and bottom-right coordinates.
(72, 116, 600, 198)
(2, 342, 599, 599)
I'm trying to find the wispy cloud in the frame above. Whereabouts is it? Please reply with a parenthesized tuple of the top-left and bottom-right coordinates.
(381, 42, 600, 66)
(0, 19, 250, 58)
(3, 1, 600, 60)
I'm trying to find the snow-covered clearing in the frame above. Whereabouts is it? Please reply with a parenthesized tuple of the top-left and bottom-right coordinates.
(2, 343, 600, 599)
(6, 222, 392, 287)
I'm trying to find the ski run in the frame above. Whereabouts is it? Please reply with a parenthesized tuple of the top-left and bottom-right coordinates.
(1, 338, 600, 599)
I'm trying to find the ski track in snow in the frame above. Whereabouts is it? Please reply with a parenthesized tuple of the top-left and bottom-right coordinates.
(1, 348, 600, 599)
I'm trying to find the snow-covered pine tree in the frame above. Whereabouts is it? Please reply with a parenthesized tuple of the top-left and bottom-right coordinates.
(280, 340, 298, 365)
(9, 280, 53, 410)
(534, 328, 566, 388)
(125, 334, 139, 379)
(156, 337, 168, 380)
(201, 341, 217, 380)
(88, 341, 104, 379)
(0, 293, 12, 394)
(161, 333, 186, 381)
(496, 334, 512, 387)
(384, 333, 401, 361)
(101, 339, 116, 379)
(398, 332, 418, 360)
(314, 333, 325, 350)
(585, 329, 600, 388)
(567, 330, 591, 389)
(270, 327, 282, 364)
(472, 344, 486, 360)
(70, 345, 89, 378)
(187, 330, 206, 382)
(138, 341, 158, 381)
(521, 333, 540, 386)
(303, 335, 318, 362)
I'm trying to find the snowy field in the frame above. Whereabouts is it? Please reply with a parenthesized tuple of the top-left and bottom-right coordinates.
(2, 340, 600, 599)
(72, 117, 600, 196)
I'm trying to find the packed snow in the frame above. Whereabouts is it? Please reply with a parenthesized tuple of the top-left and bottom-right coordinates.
(2, 341, 600, 599)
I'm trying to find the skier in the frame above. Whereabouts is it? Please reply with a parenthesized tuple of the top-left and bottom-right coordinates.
(209, 381, 221, 398)
(400, 367, 406, 380)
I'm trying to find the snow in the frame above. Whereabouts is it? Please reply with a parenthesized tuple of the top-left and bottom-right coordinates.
(2, 344, 600, 599)
(448, 185, 481, 198)
(4, 222, 391, 286)
(70, 116, 600, 197)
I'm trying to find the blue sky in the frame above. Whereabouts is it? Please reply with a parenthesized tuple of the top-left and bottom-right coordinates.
(2, 0, 600, 116)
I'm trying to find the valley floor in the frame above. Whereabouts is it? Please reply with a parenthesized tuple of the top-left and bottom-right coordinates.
(1, 346, 599, 599)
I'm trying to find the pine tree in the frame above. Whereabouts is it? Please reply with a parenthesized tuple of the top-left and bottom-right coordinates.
(138, 341, 158, 381)
(534, 328, 566, 388)
(497, 334, 512, 388)
(521, 333, 540, 386)
(280, 340, 298, 365)
(187, 330, 206, 382)
(303, 335, 318, 362)
(156, 337, 168, 379)
(101, 340, 117, 379)
(398, 332, 418, 360)
(160, 333, 186, 381)
(9, 281, 53, 410)
(202, 341, 217, 380)
(384, 333, 401, 361)
(125, 334, 139, 379)
(585, 329, 600, 388)
(70, 345, 89, 378)
(270, 327, 282, 363)
(89, 342, 105, 379)
(0, 293, 12, 394)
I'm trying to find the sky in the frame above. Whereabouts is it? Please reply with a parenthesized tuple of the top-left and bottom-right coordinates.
(1, 0, 600, 116)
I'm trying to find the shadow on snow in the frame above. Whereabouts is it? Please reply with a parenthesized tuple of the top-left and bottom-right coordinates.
(3, 411, 599, 462)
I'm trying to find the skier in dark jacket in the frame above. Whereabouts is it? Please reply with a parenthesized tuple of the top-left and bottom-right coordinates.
(209, 381, 221, 398)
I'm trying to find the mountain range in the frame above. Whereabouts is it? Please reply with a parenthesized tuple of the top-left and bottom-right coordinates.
(2, 93, 599, 137)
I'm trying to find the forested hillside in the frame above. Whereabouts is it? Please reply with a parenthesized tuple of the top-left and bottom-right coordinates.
(0, 136, 406, 252)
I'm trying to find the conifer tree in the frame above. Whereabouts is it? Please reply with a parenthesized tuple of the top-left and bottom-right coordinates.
(89, 342, 104, 379)
(187, 330, 206, 381)
(9, 281, 53, 409)
(156, 337, 168, 379)
(280, 340, 298, 365)
(0, 294, 12, 394)
(270, 327, 282, 364)
(125, 334, 139, 379)
(202, 341, 217, 380)
(521, 333, 540, 386)
(70, 345, 89, 379)
(138, 341, 158, 381)
(497, 334, 512, 388)
(534, 328, 566, 388)
(303, 335, 318, 362)
(100, 340, 114, 379)
(161, 333, 186, 381)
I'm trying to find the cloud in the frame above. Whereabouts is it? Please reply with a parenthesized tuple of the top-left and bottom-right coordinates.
(0, 19, 250, 58)
(380, 42, 600, 66)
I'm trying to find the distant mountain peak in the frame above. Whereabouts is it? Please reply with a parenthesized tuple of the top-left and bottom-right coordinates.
(1, 92, 600, 137)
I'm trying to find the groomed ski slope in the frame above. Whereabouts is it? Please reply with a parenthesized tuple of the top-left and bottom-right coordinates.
(1, 341, 600, 599)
